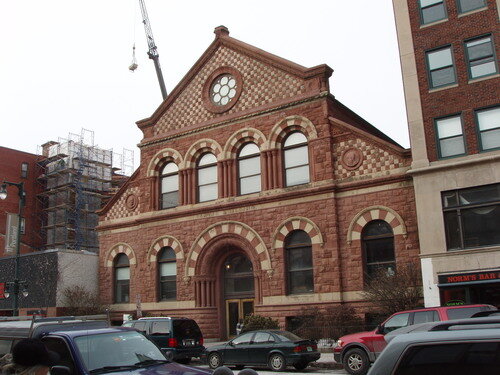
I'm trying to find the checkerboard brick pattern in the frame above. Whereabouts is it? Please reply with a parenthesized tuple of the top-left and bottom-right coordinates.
(104, 186, 141, 221)
(155, 46, 306, 135)
(334, 138, 409, 180)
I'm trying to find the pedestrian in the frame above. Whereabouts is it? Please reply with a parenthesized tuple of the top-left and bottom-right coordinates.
(1, 338, 59, 375)
(236, 319, 244, 335)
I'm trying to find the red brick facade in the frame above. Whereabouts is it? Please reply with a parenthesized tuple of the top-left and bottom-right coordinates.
(98, 27, 419, 339)
(0, 147, 44, 256)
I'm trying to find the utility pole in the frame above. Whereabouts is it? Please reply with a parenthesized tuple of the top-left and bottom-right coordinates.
(138, 0, 168, 100)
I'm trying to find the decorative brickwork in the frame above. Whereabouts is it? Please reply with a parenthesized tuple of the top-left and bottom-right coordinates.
(183, 138, 223, 169)
(147, 148, 184, 177)
(269, 115, 318, 149)
(272, 217, 324, 250)
(104, 242, 137, 268)
(223, 128, 268, 159)
(155, 47, 306, 135)
(104, 186, 141, 220)
(347, 206, 408, 244)
(147, 235, 184, 263)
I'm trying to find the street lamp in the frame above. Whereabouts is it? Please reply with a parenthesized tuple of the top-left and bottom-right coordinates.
(0, 181, 27, 316)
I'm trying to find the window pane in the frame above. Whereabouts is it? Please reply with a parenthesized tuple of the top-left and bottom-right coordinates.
(161, 163, 178, 175)
(199, 183, 217, 202)
(422, 3, 446, 24)
(160, 262, 176, 277)
(240, 175, 261, 195)
(286, 230, 312, 246)
(458, 0, 486, 13)
(116, 267, 130, 280)
(161, 174, 178, 193)
(440, 136, 466, 157)
(198, 153, 217, 166)
(224, 276, 254, 294)
(462, 205, 500, 247)
(365, 238, 395, 264)
(198, 165, 217, 184)
(384, 313, 410, 331)
(161, 191, 178, 209)
(115, 281, 129, 303)
(444, 211, 461, 249)
(239, 143, 260, 157)
(151, 321, 170, 334)
(363, 221, 393, 237)
(239, 156, 261, 177)
(480, 128, 500, 150)
(284, 132, 307, 147)
(160, 280, 176, 300)
(286, 165, 310, 186)
(413, 310, 439, 324)
(431, 66, 456, 87)
(428, 48, 452, 70)
(284, 146, 309, 168)
(436, 116, 462, 138)
(477, 107, 500, 131)
(289, 270, 314, 294)
(470, 60, 496, 78)
(459, 184, 500, 205)
(288, 247, 313, 270)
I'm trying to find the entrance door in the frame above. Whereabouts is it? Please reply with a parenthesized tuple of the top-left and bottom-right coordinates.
(223, 253, 255, 338)
(226, 299, 254, 337)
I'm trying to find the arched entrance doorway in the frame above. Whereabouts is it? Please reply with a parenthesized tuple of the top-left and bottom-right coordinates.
(223, 253, 254, 337)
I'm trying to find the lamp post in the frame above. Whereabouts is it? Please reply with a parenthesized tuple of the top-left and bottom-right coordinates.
(0, 181, 27, 316)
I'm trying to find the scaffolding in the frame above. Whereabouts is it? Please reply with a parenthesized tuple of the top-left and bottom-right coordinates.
(36, 129, 131, 252)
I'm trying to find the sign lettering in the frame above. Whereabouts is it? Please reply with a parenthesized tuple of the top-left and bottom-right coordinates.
(439, 271, 500, 285)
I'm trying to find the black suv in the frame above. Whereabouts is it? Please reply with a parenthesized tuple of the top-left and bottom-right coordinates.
(123, 317, 204, 364)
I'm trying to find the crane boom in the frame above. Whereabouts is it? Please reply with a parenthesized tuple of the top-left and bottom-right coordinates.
(138, 0, 167, 100)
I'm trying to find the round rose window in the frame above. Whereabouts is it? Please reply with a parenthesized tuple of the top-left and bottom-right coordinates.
(211, 74, 237, 106)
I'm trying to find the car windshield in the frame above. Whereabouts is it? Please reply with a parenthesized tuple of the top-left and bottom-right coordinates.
(273, 331, 302, 342)
(74, 331, 166, 373)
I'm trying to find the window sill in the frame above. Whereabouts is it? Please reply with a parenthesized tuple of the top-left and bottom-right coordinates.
(419, 18, 448, 29)
(457, 6, 488, 18)
(468, 73, 500, 85)
(428, 83, 458, 93)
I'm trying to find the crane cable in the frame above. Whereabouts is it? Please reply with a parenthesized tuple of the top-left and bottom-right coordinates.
(129, 1, 138, 72)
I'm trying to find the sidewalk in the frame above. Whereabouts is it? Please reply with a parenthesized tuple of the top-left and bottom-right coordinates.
(199, 341, 342, 370)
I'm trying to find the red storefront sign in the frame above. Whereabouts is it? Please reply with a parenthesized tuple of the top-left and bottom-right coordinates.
(438, 271, 500, 285)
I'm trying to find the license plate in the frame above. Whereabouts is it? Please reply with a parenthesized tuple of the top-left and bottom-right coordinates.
(184, 339, 195, 346)
(307, 346, 312, 352)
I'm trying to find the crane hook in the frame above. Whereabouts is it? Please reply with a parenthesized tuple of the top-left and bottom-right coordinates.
(129, 44, 138, 72)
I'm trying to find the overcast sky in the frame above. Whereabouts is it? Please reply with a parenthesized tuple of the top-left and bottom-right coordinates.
(0, 0, 409, 173)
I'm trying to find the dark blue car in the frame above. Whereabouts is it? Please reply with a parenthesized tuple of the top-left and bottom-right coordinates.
(203, 330, 320, 371)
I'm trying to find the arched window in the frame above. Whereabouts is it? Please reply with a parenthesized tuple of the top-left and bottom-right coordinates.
(362, 220, 396, 279)
(283, 132, 310, 187)
(158, 247, 176, 300)
(114, 253, 130, 303)
(285, 230, 313, 294)
(160, 162, 179, 209)
(238, 143, 261, 195)
(197, 153, 218, 202)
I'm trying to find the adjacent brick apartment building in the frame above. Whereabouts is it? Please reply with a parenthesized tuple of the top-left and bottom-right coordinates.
(97, 27, 420, 339)
(393, 0, 500, 307)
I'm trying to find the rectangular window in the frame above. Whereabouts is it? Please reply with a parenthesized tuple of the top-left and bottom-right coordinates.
(21, 163, 28, 178)
(435, 115, 466, 158)
(476, 106, 500, 151)
(426, 46, 456, 88)
(442, 183, 500, 250)
(457, 0, 486, 13)
(420, 0, 447, 24)
(465, 35, 498, 79)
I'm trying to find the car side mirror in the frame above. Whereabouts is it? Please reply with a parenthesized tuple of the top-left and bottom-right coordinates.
(51, 366, 71, 375)
(376, 324, 384, 334)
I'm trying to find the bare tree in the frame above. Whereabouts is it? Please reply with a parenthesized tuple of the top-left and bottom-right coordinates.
(362, 262, 423, 316)
(61, 285, 109, 316)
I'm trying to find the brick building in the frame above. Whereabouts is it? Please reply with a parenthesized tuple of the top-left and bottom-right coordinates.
(393, 0, 500, 307)
(98, 27, 420, 339)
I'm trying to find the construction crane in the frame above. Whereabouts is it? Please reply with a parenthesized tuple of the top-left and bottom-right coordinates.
(131, 0, 168, 100)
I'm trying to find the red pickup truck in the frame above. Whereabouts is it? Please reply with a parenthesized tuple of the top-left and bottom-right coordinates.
(333, 304, 495, 375)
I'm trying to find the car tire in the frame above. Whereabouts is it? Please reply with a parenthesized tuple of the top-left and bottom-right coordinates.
(293, 362, 308, 370)
(343, 348, 369, 375)
(268, 353, 286, 371)
(208, 352, 223, 369)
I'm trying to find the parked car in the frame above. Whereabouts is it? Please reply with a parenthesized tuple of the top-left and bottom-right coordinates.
(122, 317, 204, 364)
(0, 316, 211, 375)
(202, 330, 320, 371)
(333, 304, 495, 375)
(367, 316, 500, 375)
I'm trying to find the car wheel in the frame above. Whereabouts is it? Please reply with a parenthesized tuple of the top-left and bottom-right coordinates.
(268, 353, 286, 371)
(343, 348, 369, 375)
(293, 362, 308, 370)
(208, 352, 223, 369)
